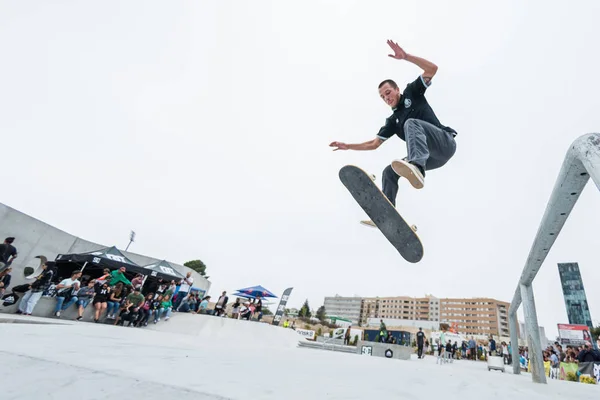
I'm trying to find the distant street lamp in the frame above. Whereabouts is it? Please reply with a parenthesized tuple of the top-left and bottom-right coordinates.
(125, 230, 136, 251)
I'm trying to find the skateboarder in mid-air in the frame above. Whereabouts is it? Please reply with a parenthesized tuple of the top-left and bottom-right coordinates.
(330, 40, 458, 227)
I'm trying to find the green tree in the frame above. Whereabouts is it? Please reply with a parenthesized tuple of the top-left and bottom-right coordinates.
(299, 299, 311, 318)
(316, 305, 326, 321)
(591, 324, 600, 341)
(262, 307, 273, 316)
(184, 260, 207, 276)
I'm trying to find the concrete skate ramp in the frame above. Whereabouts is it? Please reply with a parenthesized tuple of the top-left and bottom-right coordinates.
(145, 314, 302, 349)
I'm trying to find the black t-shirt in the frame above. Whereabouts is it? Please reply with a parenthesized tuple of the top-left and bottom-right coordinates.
(94, 284, 110, 302)
(377, 76, 457, 142)
(0, 244, 17, 264)
(416, 331, 425, 343)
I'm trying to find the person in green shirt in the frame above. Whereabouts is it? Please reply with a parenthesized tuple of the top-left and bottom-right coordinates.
(160, 294, 173, 321)
(109, 267, 132, 287)
(117, 287, 144, 326)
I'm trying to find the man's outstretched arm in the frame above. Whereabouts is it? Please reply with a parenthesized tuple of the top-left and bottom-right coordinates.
(387, 40, 438, 84)
(329, 138, 383, 151)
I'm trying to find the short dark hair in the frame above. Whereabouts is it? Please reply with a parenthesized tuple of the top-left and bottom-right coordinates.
(5, 237, 14, 244)
(378, 79, 398, 90)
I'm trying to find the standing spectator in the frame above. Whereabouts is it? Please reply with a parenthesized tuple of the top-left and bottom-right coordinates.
(230, 298, 241, 319)
(0, 237, 17, 270)
(75, 279, 96, 321)
(109, 267, 132, 287)
(254, 296, 263, 321)
(0, 267, 12, 298)
(92, 281, 110, 322)
(468, 336, 477, 360)
(416, 327, 425, 359)
(165, 281, 177, 298)
(489, 336, 497, 356)
(154, 281, 167, 299)
(173, 272, 194, 310)
(213, 291, 228, 316)
(344, 326, 352, 346)
(95, 269, 112, 286)
(16, 263, 55, 315)
(130, 274, 144, 291)
(54, 270, 82, 317)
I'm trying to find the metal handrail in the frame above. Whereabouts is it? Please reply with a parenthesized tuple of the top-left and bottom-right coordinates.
(508, 133, 600, 384)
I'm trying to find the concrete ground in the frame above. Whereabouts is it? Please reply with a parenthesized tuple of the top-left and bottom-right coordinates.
(0, 313, 597, 399)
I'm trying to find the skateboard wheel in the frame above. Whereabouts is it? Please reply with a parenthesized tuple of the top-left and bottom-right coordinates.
(411, 225, 417, 232)
(369, 173, 376, 182)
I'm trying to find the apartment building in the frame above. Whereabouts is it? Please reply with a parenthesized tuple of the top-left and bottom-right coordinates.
(323, 295, 362, 325)
(359, 295, 440, 326)
(439, 297, 509, 337)
(328, 294, 509, 336)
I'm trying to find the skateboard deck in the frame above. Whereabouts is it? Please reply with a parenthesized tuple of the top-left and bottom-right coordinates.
(339, 164, 424, 263)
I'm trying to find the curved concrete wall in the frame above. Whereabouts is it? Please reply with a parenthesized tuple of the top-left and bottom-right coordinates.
(0, 203, 211, 298)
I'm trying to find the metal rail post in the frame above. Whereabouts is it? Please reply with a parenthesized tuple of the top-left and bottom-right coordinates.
(508, 133, 600, 383)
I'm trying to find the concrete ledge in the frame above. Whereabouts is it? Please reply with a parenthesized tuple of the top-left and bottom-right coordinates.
(356, 341, 412, 360)
(1, 295, 103, 322)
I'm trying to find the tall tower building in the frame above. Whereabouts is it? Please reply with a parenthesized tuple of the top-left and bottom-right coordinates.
(557, 262, 594, 330)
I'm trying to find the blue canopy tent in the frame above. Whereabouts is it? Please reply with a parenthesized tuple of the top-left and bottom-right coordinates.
(234, 285, 277, 299)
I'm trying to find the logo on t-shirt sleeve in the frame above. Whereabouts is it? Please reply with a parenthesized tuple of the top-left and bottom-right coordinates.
(404, 98, 412, 108)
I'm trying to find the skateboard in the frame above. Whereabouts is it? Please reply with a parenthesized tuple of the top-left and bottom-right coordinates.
(339, 164, 424, 263)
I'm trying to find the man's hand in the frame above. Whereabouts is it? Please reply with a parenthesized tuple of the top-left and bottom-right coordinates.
(329, 141, 349, 151)
(387, 39, 438, 81)
(387, 40, 407, 60)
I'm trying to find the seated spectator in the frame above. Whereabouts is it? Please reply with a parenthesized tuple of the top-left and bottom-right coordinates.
(106, 282, 123, 319)
(0, 267, 12, 298)
(136, 293, 154, 327)
(150, 294, 163, 323)
(176, 292, 197, 313)
(92, 281, 111, 322)
(75, 279, 96, 321)
(160, 294, 173, 321)
(196, 295, 211, 314)
(239, 301, 252, 320)
(54, 270, 82, 317)
(16, 263, 55, 315)
(117, 287, 145, 327)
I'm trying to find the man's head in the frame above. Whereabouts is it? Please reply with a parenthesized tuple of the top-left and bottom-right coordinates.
(186, 272, 192, 278)
(378, 80, 401, 108)
(71, 270, 82, 279)
(4, 237, 14, 245)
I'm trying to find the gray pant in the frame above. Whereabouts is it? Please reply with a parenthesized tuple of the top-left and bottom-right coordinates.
(382, 118, 456, 206)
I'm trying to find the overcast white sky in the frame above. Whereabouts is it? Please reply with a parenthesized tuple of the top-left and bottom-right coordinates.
(1, 1, 599, 338)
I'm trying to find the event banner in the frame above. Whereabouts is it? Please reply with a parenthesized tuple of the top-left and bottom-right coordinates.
(559, 362, 578, 380)
(271, 287, 293, 326)
(296, 329, 316, 340)
(578, 362, 600, 383)
(557, 323, 593, 346)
